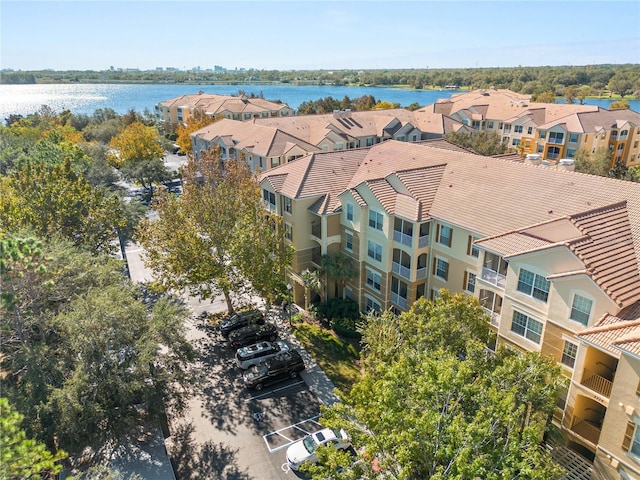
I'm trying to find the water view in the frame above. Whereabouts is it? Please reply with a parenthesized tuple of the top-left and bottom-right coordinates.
(2, 83, 638, 121)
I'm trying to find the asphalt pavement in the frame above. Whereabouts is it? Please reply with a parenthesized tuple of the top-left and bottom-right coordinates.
(124, 241, 341, 479)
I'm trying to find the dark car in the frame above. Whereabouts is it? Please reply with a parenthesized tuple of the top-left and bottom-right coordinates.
(228, 322, 278, 348)
(219, 309, 265, 337)
(242, 350, 305, 391)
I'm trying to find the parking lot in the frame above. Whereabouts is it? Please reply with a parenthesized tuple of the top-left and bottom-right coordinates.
(167, 307, 332, 480)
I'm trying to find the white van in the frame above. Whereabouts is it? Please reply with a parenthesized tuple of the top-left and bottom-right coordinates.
(235, 340, 289, 369)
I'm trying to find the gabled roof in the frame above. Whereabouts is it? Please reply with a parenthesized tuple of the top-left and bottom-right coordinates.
(192, 119, 320, 158)
(537, 108, 640, 133)
(260, 139, 640, 308)
(577, 302, 640, 357)
(157, 93, 291, 115)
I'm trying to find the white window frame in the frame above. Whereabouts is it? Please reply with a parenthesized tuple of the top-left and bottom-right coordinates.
(516, 268, 550, 302)
(365, 268, 382, 292)
(569, 294, 593, 326)
(435, 257, 449, 280)
(345, 231, 353, 252)
(464, 271, 476, 293)
(365, 296, 381, 313)
(346, 203, 354, 221)
(438, 225, 452, 247)
(561, 340, 578, 369)
(368, 210, 383, 231)
(367, 240, 382, 262)
(511, 310, 543, 344)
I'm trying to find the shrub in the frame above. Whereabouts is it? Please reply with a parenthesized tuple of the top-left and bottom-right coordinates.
(330, 317, 361, 339)
(316, 297, 360, 321)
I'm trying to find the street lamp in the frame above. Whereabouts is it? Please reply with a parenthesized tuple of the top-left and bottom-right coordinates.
(286, 283, 293, 326)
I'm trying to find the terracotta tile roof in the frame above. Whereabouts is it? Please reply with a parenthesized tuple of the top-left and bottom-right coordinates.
(538, 108, 640, 133)
(577, 303, 640, 356)
(254, 108, 466, 145)
(349, 188, 367, 206)
(261, 139, 640, 307)
(364, 179, 398, 213)
(192, 119, 319, 158)
(568, 202, 640, 307)
(259, 148, 370, 214)
(157, 93, 290, 115)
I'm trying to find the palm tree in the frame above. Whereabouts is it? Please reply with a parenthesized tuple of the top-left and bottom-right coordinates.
(301, 269, 323, 309)
(319, 252, 359, 300)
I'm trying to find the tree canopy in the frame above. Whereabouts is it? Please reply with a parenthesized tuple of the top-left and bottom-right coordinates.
(443, 130, 507, 156)
(137, 148, 293, 313)
(0, 234, 195, 456)
(305, 291, 565, 479)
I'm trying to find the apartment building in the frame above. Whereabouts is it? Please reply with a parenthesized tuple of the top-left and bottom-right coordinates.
(154, 92, 294, 133)
(430, 88, 640, 168)
(191, 108, 470, 172)
(191, 118, 320, 172)
(259, 139, 640, 479)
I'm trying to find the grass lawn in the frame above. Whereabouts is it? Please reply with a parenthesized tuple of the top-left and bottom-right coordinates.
(292, 322, 361, 394)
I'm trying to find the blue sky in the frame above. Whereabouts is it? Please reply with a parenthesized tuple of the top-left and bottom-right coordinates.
(1, 1, 639, 71)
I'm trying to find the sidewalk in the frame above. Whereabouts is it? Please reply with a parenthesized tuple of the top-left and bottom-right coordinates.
(261, 303, 341, 407)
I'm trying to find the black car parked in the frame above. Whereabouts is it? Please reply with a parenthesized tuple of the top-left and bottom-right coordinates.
(228, 322, 278, 348)
(242, 350, 305, 391)
(219, 309, 265, 337)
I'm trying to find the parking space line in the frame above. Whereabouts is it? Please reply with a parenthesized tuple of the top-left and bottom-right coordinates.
(263, 414, 322, 453)
(243, 380, 305, 402)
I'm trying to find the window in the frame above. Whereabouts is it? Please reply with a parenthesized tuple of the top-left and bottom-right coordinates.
(284, 223, 292, 240)
(547, 146, 561, 159)
(622, 421, 640, 456)
(548, 132, 564, 144)
(262, 189, 276, 210)
(527, 126, 533, 135)
(345, 286, 352, 300)
(464, 271, 476, 293)
(498, 122, 503, 129)
(434, 257, 449, 280)
(634, 140, 639, 148)
(570, 295, 592, 325)
(488, 121, 494, 129)
(366, 269, 382, 291)
(431, 288, 441, 301)
(346, 203, 354, 221)
(467, 235, 479, 257)
(437, 225, 452, 247)
(367, 241, 382, 262)
(561, 341, 578, 368)
(345, 231, 353, 251)
(259, 157, 264, 169)
(284, 197, 292, 214)
(366, 137, 374, 147)
(365, 296, 381, 313)
(569, 133, 578, 143)
(537, 144, 544, 153)
(567, 148, 575, 158)
(512, 138, 521, 146)
(540, 130, 546, 139)
(517, 269, 550, 302)
(514, 125, 523, 133)
(511, 311, 543, 344)
(369, 210, 383, 231)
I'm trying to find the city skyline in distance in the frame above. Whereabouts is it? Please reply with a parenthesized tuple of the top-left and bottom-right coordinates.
(1, 1, 639, 72)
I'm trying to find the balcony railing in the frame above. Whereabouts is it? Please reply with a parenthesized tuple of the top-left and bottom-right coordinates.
(392, 262, 411, 280)
(481, 267, 506, 289)
(580, 368, 613, 398)
(311, 223, 322, 239)
(610, 134, 618, 141)
(416, 267, 427, 280)
(418, 235, 430, 248)
(391, 292, 408, 310)
(570, 416, 602, 446)
(483, 307, 501, 327)
(393, 230, 413, 247)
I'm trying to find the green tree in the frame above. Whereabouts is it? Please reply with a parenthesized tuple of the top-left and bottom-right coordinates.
(444, 130, 506, 156)
(137, 147, 291, 313)
(108, 121, 168, 191)
(574, 147, 612, 176)
(533, 90, 556, 103)
(309, 293, 565, 479)
(0, 235, 195, 455)
(609, 98, 630, 110)
(0, 158, 125, 254)
(0, 397, 67, 479)
(319, 252, 359, 300)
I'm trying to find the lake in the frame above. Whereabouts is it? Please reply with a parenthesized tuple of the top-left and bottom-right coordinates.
(1, 83, 638, 121)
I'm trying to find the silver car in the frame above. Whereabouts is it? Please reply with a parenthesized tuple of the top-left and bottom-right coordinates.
(235, 340, 290, 369)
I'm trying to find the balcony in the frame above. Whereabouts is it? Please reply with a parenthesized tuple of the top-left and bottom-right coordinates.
(390, 292, 408, 310)
(393, 230, 413, 247)
(483, 307, 501, 328)
(416, 266, 427, 280)
(418, 235, 430, 248)
(311, 223, 322, 239)
(580, 368, 613, 398)
(569, 416, 602, 446)
(481, 267, 506, 289)
(392, 262, 411, 280)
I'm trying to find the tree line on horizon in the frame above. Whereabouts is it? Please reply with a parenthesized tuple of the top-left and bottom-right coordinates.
(2, 64, 639, 98)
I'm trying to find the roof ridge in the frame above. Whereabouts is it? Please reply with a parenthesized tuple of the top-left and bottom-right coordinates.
(569, 200, 628, 221)
(578, 318, 640, 336)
